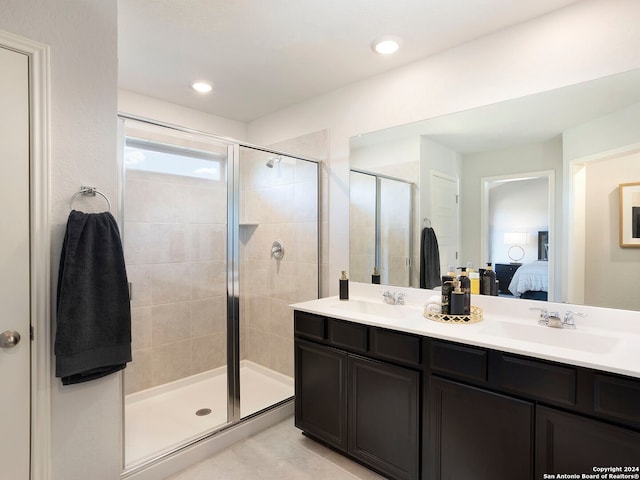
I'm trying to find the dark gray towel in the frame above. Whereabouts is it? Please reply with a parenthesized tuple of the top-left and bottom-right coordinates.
(55, 210, 131, 385)
(419, 227, 441, 289)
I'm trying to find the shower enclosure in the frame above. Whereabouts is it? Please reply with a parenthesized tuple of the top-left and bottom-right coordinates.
(119, 118, 319, 471)
(349, 169, 413, 286)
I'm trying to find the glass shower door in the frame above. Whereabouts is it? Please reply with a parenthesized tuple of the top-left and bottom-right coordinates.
(379, 177, 412, 287)
(236, 146, 319, 419)
(121, 119, 231, 469)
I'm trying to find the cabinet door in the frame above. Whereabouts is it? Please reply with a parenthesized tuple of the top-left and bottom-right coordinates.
(295, 339, 348, 451)
(536, 406, 640, 475)
(349, 356, 420, 480)
(429, 377, 534, 480)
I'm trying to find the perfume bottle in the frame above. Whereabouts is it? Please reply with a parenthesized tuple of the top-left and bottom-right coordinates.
(339, 270, 349, 300)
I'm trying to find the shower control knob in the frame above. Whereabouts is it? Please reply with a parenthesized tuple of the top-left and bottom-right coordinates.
(0, 330, 21, 349)
(271, 240, 285, 260)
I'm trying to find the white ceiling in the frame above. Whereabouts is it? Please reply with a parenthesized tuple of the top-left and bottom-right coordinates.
(118, 0, 581, 122)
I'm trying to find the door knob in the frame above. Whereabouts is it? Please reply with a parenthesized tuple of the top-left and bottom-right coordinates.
(0, 330, 21, 349)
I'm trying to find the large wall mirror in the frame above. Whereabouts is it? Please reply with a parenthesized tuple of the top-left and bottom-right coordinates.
(349, 68, 640, 311)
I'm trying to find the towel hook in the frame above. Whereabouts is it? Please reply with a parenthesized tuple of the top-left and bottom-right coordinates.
(69, 186, 111, 212)
(423, 218, 431, 227)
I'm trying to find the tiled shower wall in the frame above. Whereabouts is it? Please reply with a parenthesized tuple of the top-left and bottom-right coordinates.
(124, 169, 228, 394)
(239, 150, 319, 378)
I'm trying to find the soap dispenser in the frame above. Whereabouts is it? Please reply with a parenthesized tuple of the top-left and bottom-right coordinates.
(441, 265, 456, 314)
(371, 266, 381, 285)
(339, 270, 349, 300)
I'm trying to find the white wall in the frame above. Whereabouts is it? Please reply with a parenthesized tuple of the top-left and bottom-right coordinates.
(583, 152, 640, 310)
(0, 1, 120, 479)
(246, 0, 640, 294)
(2, 1, 640, 479)
(488, 178, 549, 264)
(563, 100, 640, 309)
(461, 138, 562, 275)
(118, 89, 247, 141)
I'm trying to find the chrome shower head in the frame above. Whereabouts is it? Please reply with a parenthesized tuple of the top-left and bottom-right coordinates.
(266, 156, 281, 168)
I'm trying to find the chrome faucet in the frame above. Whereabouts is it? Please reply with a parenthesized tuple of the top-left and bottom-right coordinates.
(562, 310, 585, 329)
(530, 307, 585, 329)
(382, 290, 406, 305)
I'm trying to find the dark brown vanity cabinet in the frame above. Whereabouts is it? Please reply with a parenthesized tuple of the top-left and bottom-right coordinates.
(536, 405, 640, 475)
(428, 377, 534, 480)
(294, 310, 640, 480)
(294, 312, 422, 480)
(294, 339, 348, 450)
(349, 356, 420, 480)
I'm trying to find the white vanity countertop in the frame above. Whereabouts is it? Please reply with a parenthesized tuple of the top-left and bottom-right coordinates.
(291, 282, 640, 379)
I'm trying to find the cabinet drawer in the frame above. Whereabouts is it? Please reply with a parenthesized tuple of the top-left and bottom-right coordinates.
(328, 319, 368, 353)
(430, 340, 488, 383)
(294, 311, 326, 341)
(371, 328, 422, 367)
(594, 373, 640, 426)
(498, 354, 576, 406)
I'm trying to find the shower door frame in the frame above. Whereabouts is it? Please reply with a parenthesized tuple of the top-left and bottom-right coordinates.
(350, 168, 414, 286)
(118, 114, 321, 475)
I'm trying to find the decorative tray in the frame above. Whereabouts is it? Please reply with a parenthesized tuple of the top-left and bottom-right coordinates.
(424, 305, 483, 324)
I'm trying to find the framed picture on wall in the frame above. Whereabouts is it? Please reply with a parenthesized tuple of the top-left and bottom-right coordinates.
(619, 182, 640, 248)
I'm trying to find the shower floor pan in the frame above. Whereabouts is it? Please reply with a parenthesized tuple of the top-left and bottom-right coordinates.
(124, 360, 294, 468)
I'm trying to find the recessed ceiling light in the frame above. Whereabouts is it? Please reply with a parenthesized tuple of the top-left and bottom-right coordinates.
(371, 36, 402, 55)
(192, 81, 213, 93)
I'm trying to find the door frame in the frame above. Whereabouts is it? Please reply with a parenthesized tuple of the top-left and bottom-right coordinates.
(480, 169, 555, 301)
(0, 29, 52, 480)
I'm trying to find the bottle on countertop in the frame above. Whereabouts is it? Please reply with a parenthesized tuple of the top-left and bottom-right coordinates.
(467, 262, 480, 295)
(371, 266, 381, 285)
(481, 263, 498, 296)
(457, 267, 471, 315)
(449, 280, 470, 316)
(339, 270, 349, 300)
(440, 265, 456, 314)
(458, 267, 471, 294)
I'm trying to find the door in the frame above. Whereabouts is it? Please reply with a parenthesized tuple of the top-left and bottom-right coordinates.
(429, 377, 534, 480)
(0, 45, 32, 479)
(431, 172, 458, 272)
(349, 356, 420, 480)
(536, 406, 640, 474)
(295, 339, 348, 451)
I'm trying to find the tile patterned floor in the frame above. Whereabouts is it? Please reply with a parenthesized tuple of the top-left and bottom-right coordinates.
(166, 416, 386, 480)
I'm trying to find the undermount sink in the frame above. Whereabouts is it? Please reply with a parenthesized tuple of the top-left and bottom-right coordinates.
(479, 321, 619, 354)
(330, 299, 416, 320)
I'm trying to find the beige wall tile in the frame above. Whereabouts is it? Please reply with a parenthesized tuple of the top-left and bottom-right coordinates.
(125, 348, 153, 395)
(124, 222, 151, 265)
(190, 183, 226, 224)
(149, 223, 188, 263)
(269, 298, 293, 338)
(270, 336, 294, 377)
(191, 334, 225, 374)
(152, 340, 192, 386)
(151, 301, 191, 346)
(131, 306, 152, 350)
(149, 263, 191, 304)
(190, 224, 226, 262)
(127, 264, 150, 308)
(294, 180, 318, 223)
(190, 261, 226, 299)
(190, 296, 226, 336)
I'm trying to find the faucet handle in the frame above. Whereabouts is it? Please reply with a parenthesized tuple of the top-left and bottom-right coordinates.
(563, 311, 585, 329)
(396, 292, 407, 304)
(530, 307, 549, 325)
